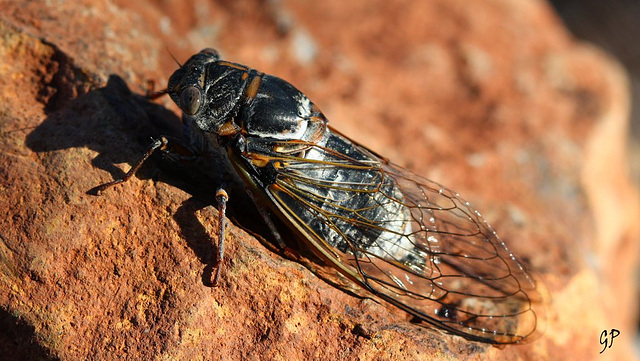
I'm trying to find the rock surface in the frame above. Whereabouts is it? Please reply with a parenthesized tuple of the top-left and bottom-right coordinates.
(0, 0, 638, 360)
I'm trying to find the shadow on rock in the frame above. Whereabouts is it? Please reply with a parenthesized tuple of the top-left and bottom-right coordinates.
(26, 75, 184, 187)
(25, 74, 267, 285)
(0, 307, 59, 361)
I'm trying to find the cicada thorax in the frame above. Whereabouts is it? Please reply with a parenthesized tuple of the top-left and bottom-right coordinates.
(170, 52, 326, 140)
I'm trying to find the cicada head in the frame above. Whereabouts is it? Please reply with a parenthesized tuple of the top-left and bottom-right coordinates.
(167, 48, 247, 135)
(167, 48, 218, 112)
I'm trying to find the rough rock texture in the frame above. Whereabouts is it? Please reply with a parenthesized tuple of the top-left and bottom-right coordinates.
(0, 0, 638, 360)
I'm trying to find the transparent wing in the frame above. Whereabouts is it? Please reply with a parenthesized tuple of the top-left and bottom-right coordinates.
(261, 138, 544, 344)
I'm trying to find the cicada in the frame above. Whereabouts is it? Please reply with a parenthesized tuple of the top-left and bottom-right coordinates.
(96, 48, 544, 345)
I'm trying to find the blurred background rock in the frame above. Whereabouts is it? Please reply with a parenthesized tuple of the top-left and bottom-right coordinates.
(550, 0, 640, 185)
(549, 0, 640, 350)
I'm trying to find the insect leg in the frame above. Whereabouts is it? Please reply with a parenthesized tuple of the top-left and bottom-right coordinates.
(212, 188, 229, 286)
(254, 201, 287, 250)
(243, 186, 287, 249)
(92, 135, 199, 195)
(92, 137, 170, 195)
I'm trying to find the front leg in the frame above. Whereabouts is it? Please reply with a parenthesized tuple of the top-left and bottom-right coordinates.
(90, 136, 197, 195)
(91, 137, 170, 195)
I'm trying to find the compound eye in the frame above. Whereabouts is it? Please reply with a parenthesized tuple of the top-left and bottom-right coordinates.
(180, 86, 202, 115)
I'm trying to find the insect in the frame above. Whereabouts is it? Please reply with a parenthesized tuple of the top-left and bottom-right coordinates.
(95, 48, 544, 345)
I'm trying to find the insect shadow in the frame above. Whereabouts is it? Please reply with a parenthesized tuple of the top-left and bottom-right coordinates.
(24, 75, 264, 286)
(0, 307, 58, 361)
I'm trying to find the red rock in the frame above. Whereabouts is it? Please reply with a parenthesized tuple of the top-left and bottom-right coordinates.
(0, 0, 638, 360)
